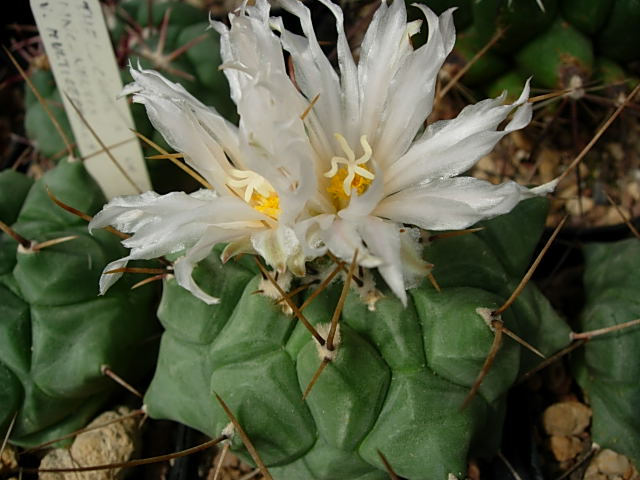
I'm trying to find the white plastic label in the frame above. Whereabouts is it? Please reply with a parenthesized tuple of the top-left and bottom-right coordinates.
(30, 0, 151, 199)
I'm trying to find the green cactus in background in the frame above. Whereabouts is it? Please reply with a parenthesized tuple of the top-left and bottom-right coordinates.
(113, 0, 235, 119)
(573, 238, 640, 467)
(140, 198, 571, 480)
(415, 0, 639, 100)
(0, 159, 159, 447)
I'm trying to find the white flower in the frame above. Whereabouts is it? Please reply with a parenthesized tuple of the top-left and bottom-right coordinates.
(91, 0, 555, 305)
(90, 58, 320, 304)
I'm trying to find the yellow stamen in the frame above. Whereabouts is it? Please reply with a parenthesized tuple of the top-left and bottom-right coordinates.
(227, 168, 274, 202)
(252, 191, 280, 219)
(226, 168, 281, 219)
(326, 166, 373, 201)
(324, 133, 375, 206)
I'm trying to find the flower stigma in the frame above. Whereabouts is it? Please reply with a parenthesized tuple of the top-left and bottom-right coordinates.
(227, 168, 280, 219)
(252, 191, 280, 218)
(324, 133, 375, 207)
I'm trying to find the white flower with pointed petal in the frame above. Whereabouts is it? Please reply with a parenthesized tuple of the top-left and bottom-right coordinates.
(263, 0, 556, 304)
(91, 0, 556, 306)
(90, 3, 324, 304)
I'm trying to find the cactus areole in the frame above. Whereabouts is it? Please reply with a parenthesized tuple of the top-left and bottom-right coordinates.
(88, 1, 568, 478)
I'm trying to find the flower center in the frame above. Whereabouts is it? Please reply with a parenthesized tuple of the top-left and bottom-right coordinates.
(252, 191, 280, 218)
(227, 169, 280, 219)
(324, 133, 375, 205)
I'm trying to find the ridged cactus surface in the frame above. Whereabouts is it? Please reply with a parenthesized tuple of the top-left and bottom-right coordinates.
(0, 160, 159, 447)
(143, 198, 571, 480)
(574, 238, 640, 467)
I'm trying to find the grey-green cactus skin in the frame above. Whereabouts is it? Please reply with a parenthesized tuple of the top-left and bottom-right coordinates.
(574, 238, 640, 467)
(0, 160, 159, 447)
(142, 198, 571, 480)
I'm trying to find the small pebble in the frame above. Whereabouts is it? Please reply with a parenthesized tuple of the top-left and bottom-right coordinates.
(40, 406, 139, 480)
(543, 401, 592, 436)
(584, 449, 640, 480)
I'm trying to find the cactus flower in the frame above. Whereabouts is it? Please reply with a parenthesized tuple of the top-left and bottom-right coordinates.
(90, 0, 555, 305)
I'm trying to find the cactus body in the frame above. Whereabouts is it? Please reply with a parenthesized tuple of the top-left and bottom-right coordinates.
(597, 0, 640, 63)
(411, 0, 638, 98)
(452, 29, 509, 86)
(471, 0, 559, 55)
(560, 0, 613, 35)
(574, 238, 640, 466)
(515, 19, 593, 90)
(143, 198, 570, 479)
(0, 161, 159, 447)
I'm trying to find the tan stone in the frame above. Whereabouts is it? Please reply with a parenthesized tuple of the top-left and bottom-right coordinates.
(0, 444, 18, 473)
(585, 449, 640, 480)
(40, 406, 139, 480)
(549, 435, 583, 462)
(566, 197, 595, 217)
(542, 401, 592, 436)
(39, 449, 74, 480)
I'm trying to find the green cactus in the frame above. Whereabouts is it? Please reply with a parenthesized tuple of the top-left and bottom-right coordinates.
(515, 18, 594, 90)
(452, 29, 509, 86)
(596, 0, 640, 63)
(0, 160, 159, 447)
(23, 69, 76, 160)
(470, 0, 559, 55)
(115, 0, 235, 120)
(560, 0, 613, 35)
(410, 0, 638, 99)
(573, 238, 640, 466)
(140, 198, 571, 480)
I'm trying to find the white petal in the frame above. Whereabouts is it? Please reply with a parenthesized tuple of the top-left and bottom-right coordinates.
(126, 67, 241, 185)
(271, 20, 334, 163)
(251, 225, 303, 274)
(131, 70, 240, 160)
(98, 257, 130, 295)
(375, 176, 541, 231)
(210, 3, 317, 223)
(93, 189, 267, 305)
(236, 73, 317, 224)
(531, 177, 559, 195)
(174, 227, 249, 305)
(358, 217, 407, 305)
(91, 191, 265, 292)
(357, 0, 410, 145)
(90, 191, 161, 233)
(398, 227, 431, 289)
(385, 81, 532, 194)
(220, 237, 254, 264)
(322, 218, 381, 269)
(294, 214, 335, 259)
(316, 0, 360, 141)
(277, 0, 345, 144)
(375, 7, 456, 166)
(210, 20, 241, 105)
(214, 2, 287, 95)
